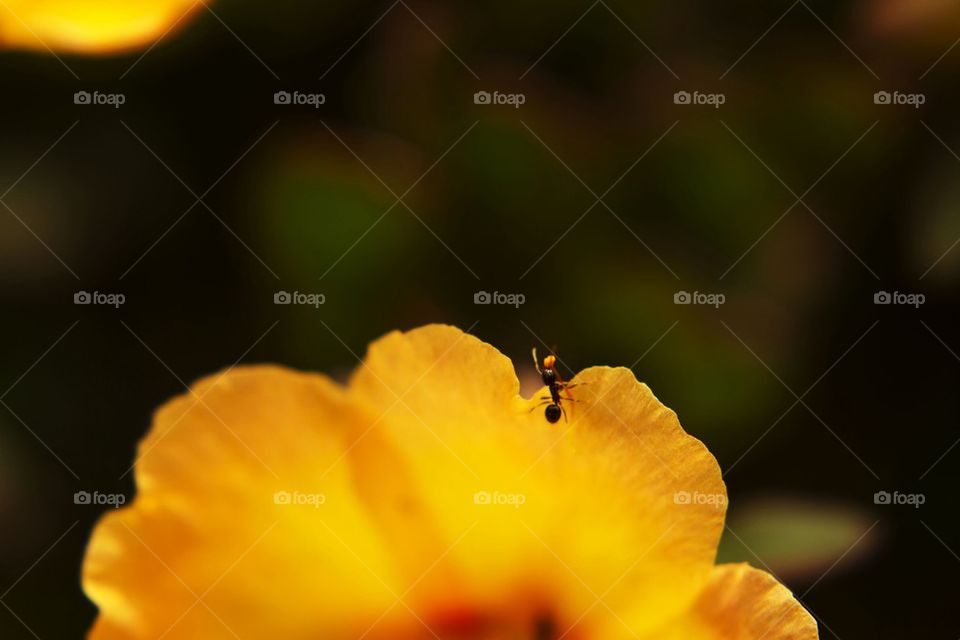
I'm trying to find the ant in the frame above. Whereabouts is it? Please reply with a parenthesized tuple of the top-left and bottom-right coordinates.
(530, 348, 583, 424)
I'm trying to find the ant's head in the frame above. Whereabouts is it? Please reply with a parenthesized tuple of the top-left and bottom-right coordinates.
(541, 368, 557, 386)
(533, 348, 559, 385)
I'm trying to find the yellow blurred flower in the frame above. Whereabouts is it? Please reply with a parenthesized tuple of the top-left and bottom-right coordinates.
(0, 0, 203, 54)
(82, 324, 817, 639)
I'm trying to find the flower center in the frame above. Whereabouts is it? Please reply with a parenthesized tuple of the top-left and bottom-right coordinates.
(427, 606, 567, 639)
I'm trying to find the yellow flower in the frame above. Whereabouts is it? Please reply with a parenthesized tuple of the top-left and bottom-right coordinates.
(0, 0, 202, 54)
(82, 324, 817, 639)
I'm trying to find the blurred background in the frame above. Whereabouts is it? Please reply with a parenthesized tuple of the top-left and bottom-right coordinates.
(0, 0, 958, 636)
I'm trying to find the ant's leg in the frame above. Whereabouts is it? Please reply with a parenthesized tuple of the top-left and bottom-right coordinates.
(563, 397, 581, 417)
(528, 400, 551, 413)
(557, 382, 587, 416)
(561, 387, 582, 417)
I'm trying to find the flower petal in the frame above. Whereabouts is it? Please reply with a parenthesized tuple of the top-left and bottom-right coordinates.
(0, 0, 202, 54)
(645, 563, 819, 639)
(348, 325, 726, 635)
(83, 366, 412, 639)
